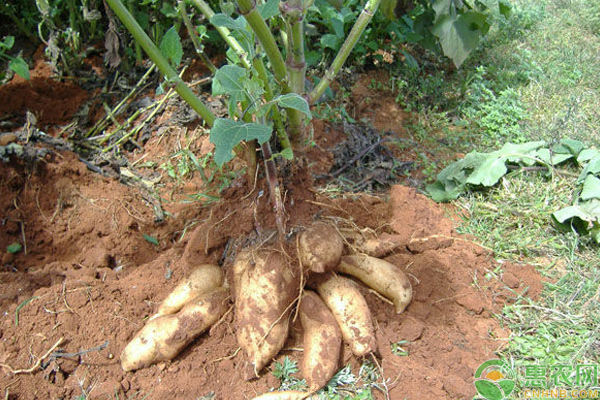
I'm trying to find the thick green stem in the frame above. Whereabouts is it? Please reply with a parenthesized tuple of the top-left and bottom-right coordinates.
(126, 0, 143, 62)
(282, 0, 307, 145)
(178, 0, 217, 73)
(308, 0, 382, 104)
(236, 0, 288, 87)
(236, 0, 306, 145)
(105, 0, 216, 127)
(254, 56, 292, 153)
(187, 0, 251, 69)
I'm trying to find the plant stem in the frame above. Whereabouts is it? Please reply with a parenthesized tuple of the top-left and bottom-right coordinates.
(261, 140, 286, 236)
(105, 0, 216, 127)
(235, 0, 305, 146)
(254, 56, 292, 153)
(282, 0, 307, 145)
(178, 0, 217, 73)
(308, 0, 382, 104)
(283, 0, 306, 95)
(187, 0, 252, 69)
(236, 0, 288, 87)
(126, 0, 143, 62)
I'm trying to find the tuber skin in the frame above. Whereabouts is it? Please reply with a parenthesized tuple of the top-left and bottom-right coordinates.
(299, 290, 342, 392)
(316, 273, 377, 357)
(234, 248, 299, 378)
(121, 287, 229, 371)
(298, 222, 344, 273)
(337, 254, 412, 314)
(250, 391, 313, 400)
(155, 264, 224, 317)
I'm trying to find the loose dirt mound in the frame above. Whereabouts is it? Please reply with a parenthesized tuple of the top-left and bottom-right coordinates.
(0, 147, 542, 399)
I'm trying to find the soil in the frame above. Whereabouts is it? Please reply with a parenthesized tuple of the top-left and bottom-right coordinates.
(0, 58, 545, 400)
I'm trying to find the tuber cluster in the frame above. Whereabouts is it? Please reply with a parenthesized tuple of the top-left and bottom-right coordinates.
(119, 221, 413, 398)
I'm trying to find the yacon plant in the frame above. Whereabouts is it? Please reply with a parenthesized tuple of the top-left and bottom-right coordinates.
(104, 0, 507, 396)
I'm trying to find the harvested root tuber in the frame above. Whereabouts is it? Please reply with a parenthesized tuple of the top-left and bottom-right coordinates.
(251, 391, 313, 400)
(337, 254, 412, 314)
(234, 248, 299, 378)
(299, 290, 342, 391)
(156, 264, 224, 317)
(316, 273, 377, 357)
(298, 222, 343, 273)
(120, 287, 229, 371)
(340, 230, 401, 258)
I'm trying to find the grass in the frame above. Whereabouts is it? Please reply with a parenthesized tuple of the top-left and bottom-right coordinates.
(385, 0, 600, 398)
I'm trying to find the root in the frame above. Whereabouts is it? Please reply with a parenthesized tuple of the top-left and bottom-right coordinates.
(0, 337, 64, 375)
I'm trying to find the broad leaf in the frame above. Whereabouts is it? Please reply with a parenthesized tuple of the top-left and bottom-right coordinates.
(465, 155, 507, 186)
(431, 10, 490, 67)
(259, 0, 280, 19)
(380, 0, 397, 20)
(210, 13, 246, 30)
(9, 57, 30, 80)
(581, 175, 600, 201)
(210, 119, 272, 166)
(1, 35, 15, 50)
(499, 0, 512, 18)
(321, 34, 341, 50)
(273, 93, 312, 118)
(577, 148, 600, 165)
(577, 156, 600, 183)
(159, 26, 183, 67)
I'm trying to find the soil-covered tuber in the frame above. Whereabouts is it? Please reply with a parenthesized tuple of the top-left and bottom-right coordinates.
(234, 248, 300, 378)
(337, 254, 412, 313)
(121, 287, 229, 371)
(316, 273, 377, 357)
(299, 290, 342, 391)
(298, 222, 343, 273)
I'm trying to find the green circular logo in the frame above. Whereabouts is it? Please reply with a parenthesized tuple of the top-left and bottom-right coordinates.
(474, 359, 516, 400)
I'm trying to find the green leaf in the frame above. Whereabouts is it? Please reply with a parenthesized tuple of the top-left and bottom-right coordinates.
(401, 50, 419, 69)
(9, 57, 30, 80)
(426, 178, 466, 202)
(577, 156, 600, 183)
(498, 0, 511, 18)
(143, 234, 159, 246)
(474, 380, 503, 400)
(581, 175, 600, 201)
(159, 26, 183, 67)
(553, 200, 600, 224)
(1, 35, 15, 50)
(7, 242, 22, 254)
(280, 147, 294, 160)
(273, 93, 312, 119)
(556, 138, 585, 157)
(577, 148, 600, 165)
(465, 155, 507, 186)
(210, 14, 246, 30)
(213, 65, 263, 117)
(534, 148, 572, 166)
(210, 119, 272, 166)
(431, 10, 490, 67)
(432, 0, 452, 24)
(380, 0, 397, 20)
(321, 34, 341, 50)
(259, 0, 280, 19)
